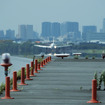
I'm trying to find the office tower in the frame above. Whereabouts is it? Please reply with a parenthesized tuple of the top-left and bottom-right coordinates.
(18, 25, 34, 40)
(66, 22, 79, 33)
(41, 22, 52, 37)
(82, 26, 97, 33)
(61, 22, 79, 35)
(6, 29, 15, 40)
(33, 31, 39, 39)
(18, 25, 26, 40)
(0, 30, 4, 38)
(26, 25, 33, 40)
(51, 22, 60, 37)
(82, 26, 97, 41)
(60, 23, 67, 35)
(60, 21, 80, 41)
(103, 18, 105, 33)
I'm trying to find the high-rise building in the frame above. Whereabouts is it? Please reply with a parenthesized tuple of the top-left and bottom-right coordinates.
(0, 30, 4, 38)
(82, 26, 97, 41)
(51, 22, 60, 37)
(82, 26, 97, 33)
(26, 25, 33, 40)
(61, 22, 79, 35)
(41, 22, 52, 37)
(6, 29, 15, 40)
(60, 22, 81, 41)
(18, 25, 26, 40)
(103, 18, 105, 33)
(66, 22, 79, 33)
(18, 25, 34, 40)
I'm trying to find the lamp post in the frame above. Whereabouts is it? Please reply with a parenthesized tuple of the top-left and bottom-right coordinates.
(41, 53, 44, 59)
(33, 55, 35, 63)
(0, 53, 14, 99)
(0, 53, 12, 77)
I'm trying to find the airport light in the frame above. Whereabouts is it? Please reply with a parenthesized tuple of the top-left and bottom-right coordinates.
(54, 46, 56, 49)
(0, 53, 12, 76)
(40, 52, 44, 59)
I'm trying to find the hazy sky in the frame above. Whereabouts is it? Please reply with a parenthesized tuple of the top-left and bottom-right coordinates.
(0, 0, 105, 34)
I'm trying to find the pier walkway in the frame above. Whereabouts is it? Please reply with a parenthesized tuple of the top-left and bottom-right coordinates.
(0, 58, 105, 105)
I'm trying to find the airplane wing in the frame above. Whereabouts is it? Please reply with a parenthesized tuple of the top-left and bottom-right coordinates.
(34, 45, 51, 48)
(55, 45, 72, 48)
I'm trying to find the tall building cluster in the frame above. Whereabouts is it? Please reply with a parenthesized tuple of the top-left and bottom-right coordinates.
(18, 25, 34, 40)
(0, 18, 105, 42)
(41, 22, 60, 38)
(41, 21, 81, 41)
(81, 18, 105, 42)
(0, 29, 15, 40)
(18, 24, 39, 41)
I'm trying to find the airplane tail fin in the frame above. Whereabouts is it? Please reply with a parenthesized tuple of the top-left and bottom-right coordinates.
(53, 37, 54, 44)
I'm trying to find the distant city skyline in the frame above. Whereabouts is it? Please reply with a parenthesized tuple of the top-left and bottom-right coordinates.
(0, 0, 105, 34)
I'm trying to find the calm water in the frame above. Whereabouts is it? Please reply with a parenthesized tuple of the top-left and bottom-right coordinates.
(0, 56, 32, 84)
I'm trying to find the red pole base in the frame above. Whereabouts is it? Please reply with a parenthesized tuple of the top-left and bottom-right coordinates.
(34, 71, 40, 73)
(1, 96, 14, 99)
(30, 74, 36, 77)
(40, 66, 44, 68)
(10, 89, 20, 92)
(38, 68, 42, 70)
(87, 100, 101, 103)
(18, 83, 28, 85)
(25, 78, 33, 80)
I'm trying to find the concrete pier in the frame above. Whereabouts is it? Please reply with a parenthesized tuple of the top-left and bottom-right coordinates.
(0, 58, 105, 105)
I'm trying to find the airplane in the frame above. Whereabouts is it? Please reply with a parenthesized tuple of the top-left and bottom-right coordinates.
(34, 39, 56, 49)
(34, 38, 71, 49)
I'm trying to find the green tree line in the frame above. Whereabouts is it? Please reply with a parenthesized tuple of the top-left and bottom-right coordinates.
(0, 40, 43, 55)
(72, 42, 105, 50)
(0, 41, 105, 55)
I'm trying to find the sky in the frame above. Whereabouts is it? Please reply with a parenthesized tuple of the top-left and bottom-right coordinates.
(0, 0, 105, 34)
